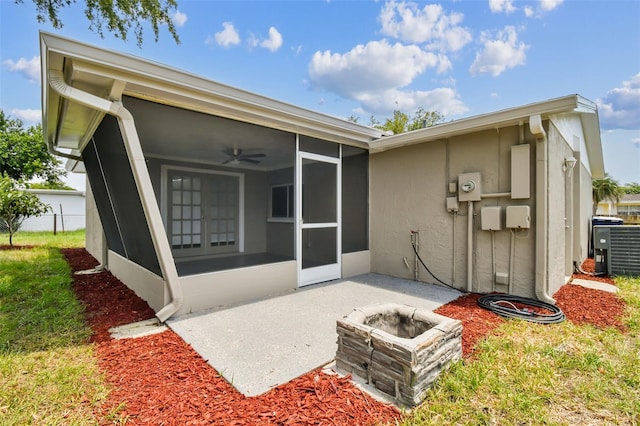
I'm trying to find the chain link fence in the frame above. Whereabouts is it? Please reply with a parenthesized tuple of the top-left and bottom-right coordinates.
(0, 213, 85, 234)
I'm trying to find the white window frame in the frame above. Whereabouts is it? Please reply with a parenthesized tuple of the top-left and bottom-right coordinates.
(268, 183, 295, 223)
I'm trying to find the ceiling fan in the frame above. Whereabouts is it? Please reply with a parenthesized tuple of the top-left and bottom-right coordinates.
(221, 148, 266, 165)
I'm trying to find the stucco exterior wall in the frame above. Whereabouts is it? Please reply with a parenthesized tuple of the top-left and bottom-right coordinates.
(84, 178, 106, 265)
(21, 189, 86, 232)
(177, 261, 297, 314)
(578, 161, 593, 259)
(370, 125, 538, 298)
(546, 123, 572, 294)
(107, 250, 168, 312)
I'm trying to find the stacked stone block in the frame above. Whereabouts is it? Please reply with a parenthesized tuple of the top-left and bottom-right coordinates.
(336, 303, 462, 407)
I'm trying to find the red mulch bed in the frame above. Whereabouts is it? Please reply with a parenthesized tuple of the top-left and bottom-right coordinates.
(60, 249, 628, 424)
(571, 257, 616, 285)
(555, 285, 627, 332)
(62, 248, 400, 425)
(434, 293, 504, 358)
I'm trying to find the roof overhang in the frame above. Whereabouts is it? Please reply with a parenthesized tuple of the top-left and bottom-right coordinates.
(369, 94, 605, 178)
(40, 33, 605, 179)
(40, 32, 383, 160)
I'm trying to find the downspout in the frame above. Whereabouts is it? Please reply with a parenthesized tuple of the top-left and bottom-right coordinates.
(48, 70, 183, 321)
(467, 201, 474, 293)
(530, 114, 556, 304)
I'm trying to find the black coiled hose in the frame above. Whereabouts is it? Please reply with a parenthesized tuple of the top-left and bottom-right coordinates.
(477, 294, 566, 324)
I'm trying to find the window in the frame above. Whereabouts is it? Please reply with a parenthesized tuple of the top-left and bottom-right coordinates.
(270, 184, 294, 221)
(163, 166, 244, 257)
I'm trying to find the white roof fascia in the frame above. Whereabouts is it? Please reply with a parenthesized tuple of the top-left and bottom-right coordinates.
(575, 97, 605, 179)
(26, 189, 86, 196)
(369, 95, 591, 153)
(40, 32, 382, 152)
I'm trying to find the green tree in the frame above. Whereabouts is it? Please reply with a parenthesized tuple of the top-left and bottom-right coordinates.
(622, 182, 640, 194)
(0, 110, 65, 185)
(0, 175, 51, 246)
(15, 0, 180, 47)
(592, 173, 623, 215)
(371, 107, 445, 134)
(27, 181, 76, 191)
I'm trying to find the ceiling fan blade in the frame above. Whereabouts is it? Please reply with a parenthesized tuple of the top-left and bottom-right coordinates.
(240, 153, 266, 158)
(240, 158, 261, 164)
(221, 158, 233, 165)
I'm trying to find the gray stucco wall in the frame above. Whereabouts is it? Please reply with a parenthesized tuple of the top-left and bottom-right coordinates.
(546, 123, 571, 295)
(370, 125, 539, 298)
(84, 177, 105, 265)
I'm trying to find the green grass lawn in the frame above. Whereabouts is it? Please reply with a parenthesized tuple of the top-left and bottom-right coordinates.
(401, 276, 640, 425)
(1, 231, 639, 424)
(1, 229, 86, 249)
(0, 230, 107, 425)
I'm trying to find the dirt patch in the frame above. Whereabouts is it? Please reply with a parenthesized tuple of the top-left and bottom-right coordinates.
(0, 244, 36, 250)
(62, 249, 627, 424)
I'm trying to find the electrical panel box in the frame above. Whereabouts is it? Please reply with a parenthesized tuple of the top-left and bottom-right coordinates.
(495, 272, 509, 285)
(481, 206, 502, 230)
(506, 205, 531, 229)
(511, 144, 530, 199)
(446, 197, 459, 212)
(458, 172, 482, 202)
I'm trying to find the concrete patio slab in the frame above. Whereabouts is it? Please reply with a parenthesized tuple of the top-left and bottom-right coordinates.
(570, 278, 619, 293)
(167, 273, 461, 396)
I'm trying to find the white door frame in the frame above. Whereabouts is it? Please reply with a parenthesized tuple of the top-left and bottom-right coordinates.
(296, 149, 342, 287)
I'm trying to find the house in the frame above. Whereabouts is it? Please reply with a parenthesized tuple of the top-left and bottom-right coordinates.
(21, 189, 86, 232)
(597, 194, 640, 224)
(41, 33, 604, 321)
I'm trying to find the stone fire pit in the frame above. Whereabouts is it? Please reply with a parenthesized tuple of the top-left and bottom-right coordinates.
(335, 303, 462, 407)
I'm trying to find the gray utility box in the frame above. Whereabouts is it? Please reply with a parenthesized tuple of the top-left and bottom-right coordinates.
(593, 225, 640, 276)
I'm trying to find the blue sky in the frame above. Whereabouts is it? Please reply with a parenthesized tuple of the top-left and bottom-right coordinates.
(1, 0, 639, 190)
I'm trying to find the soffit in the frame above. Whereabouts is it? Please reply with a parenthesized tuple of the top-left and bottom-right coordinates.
(41, 32, 382, 156)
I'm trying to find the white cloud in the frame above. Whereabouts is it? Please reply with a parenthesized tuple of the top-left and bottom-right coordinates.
(2, 56, 40, 83)
(633, 137, 640, 149)
(247, 33, 259, 49)
(292, 45, 304, 56)
(469, 26, 528, 77)
(524, 0, 563, 17)
(11, 108, 41, 124)
(171, 10, 187, 27)
(489, 0, 517, 14)
(539, 0, 564, 12)
(379, 1, 471, 52)
(357, 87, 468, 117)
(597, 73, 640, 130)
(260, 27, 283, 52)
(208, 22, 240, 47)
(309, 39, 441, 98)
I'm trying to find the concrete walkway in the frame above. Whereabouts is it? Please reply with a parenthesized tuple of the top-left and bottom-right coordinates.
(168, 273, 461, 396)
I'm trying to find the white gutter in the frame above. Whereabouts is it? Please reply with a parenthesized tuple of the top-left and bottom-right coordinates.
(48, 70, 183, 322)
(530, 114, 556, 304)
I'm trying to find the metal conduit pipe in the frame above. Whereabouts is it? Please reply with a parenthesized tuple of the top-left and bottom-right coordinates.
(530, 114, 556, 304)
(47, 70, 184, 322)
(467, 200, 474, 293)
